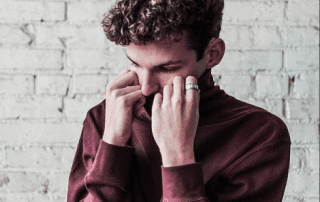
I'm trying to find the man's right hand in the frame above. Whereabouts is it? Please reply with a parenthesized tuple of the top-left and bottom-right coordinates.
(103, 69, 145, 146)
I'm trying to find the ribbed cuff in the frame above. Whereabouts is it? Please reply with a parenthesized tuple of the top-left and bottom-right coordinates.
(162, 163, 206, 201)
(88, 140, 135, 182)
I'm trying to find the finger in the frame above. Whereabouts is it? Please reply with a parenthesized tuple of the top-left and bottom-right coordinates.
(173, 76, 184, 101)
(113, 85, 141, 96)
(109, 70, 139, 90)
(123, 89, 145, 106)
(133, 95, 146, 113)
(185, 76, 199, 105)
(152, 93, 163, 112)
(111, 68, 130, 82)
(163, 84, 173, 105)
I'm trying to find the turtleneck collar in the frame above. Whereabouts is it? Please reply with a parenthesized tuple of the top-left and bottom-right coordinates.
(135, 69, 223, 124)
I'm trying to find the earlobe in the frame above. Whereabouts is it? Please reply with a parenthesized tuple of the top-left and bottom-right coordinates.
(206, 38, 225, 69)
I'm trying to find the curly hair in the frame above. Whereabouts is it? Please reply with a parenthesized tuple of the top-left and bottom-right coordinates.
(102, 0, 224, 61)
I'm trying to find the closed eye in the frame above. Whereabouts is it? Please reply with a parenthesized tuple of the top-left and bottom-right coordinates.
(159, 66, 178, 72)
(130, 62, 139, 67)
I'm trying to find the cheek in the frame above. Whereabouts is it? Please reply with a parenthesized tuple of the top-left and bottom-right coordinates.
(157, 74, 171, 84)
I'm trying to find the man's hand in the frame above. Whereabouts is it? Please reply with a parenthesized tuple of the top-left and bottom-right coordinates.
(151, 76, 200, 167)
(103, 69, 146, 146)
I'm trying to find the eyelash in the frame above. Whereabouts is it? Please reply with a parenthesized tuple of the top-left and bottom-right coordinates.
(159, 67, 174, 72)
(131, 62, 139, 67)
(131, 62, 176, 72)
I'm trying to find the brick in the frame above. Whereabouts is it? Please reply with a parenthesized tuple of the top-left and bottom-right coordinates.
(289, 146, 318, 172)
(0, 174, 69, 200)
(0, 74, 34, 95)
(66, 49, 106, 69)
(0, 1, 65, 23)
(252, 26, 282, 49)
(0, 123, 28, 144)
(0, 25, 30, 46)
(46, 172, 69, 197)
(286, 98, 319, 120)
(217, 74, 251, 97)
(27, 122, 82, 143)
(282, 196, 320, 202)
(0, 193, 51, 202)
(0, 148, 5, 168)
(64, 96, 104, 120)
(74, 74, 108, 94)
(220, 25, 252, 50)
(76, 25, 106, 49)
(291, 71, 319, 98)
(36, 75, 70, 95)
(305, 145, 319, 171)
(0, 171, 43, 193)
(0, 49, 62, 69)
(307, 197, 320, 202)
(0, 172, 69, 200)
(282, 195, 303, 202)
(265, 99, 284, 120)
(35, 25, 71, 49)
(0, 96, 62, 119)
(216, 51, 282, 71)
(255, 73, 288, 99)
(289, 147, 305, 171)
(285, 48, 319, 71)
(282, 27, 319, 47)
(285, 169, 319, 197)
(35, 24, 106, 49)
(223, 1, 285, 25)
(287, 0, 319, 26)
(6, 146, 75, 171)
(287, 123, 319, 145)
(105, 48, 131, 75)
(68, 2, 113, 24)
(242, 97, 267, 110)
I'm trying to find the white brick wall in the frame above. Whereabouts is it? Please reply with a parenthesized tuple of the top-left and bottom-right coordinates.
(0, 0, 318, 201)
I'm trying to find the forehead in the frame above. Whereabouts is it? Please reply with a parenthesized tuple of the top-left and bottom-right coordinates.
(126, 34, 196, 65)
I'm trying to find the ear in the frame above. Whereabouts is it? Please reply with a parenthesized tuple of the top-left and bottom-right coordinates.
(204, 38, 225, 69)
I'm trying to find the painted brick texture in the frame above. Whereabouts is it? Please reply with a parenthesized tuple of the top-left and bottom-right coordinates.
(0, 0, 318, 201)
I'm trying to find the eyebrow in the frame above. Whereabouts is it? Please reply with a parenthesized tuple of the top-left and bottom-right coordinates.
(126, 54, 182, 68)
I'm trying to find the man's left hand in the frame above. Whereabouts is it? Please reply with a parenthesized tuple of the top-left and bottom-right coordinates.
(151, 76, 200, 167)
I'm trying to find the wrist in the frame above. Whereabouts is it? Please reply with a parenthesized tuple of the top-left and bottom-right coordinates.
(161, 149, 195, 167)
(102, 132, 128, 147)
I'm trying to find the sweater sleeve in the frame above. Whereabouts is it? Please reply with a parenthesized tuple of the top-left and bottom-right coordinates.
(67, 107, 135, 202)
(214, 142, 291, 202)
(161, 114, 291, 202)
(161, 163, 210, 202)
(161, 143, 290, 202)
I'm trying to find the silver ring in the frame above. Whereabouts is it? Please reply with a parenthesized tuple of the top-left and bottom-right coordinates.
(184, 82, 199, 92)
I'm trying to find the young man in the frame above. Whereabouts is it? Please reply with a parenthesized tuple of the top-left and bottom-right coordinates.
(67, 0, 291, 201)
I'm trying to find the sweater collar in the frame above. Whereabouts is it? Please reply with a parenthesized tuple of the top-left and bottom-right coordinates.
(135, 69, 219, 124)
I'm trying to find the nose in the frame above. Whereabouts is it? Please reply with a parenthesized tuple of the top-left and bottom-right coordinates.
(140, 71, 159, 97)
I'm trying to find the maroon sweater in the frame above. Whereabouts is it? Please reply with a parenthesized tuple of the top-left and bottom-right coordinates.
(67, 70, 291, 202)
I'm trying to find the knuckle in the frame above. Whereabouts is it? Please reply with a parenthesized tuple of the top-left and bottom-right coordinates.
(111, 89, 121, 97)
(128, 70, 136, 77)
(106, 84, 113, 93)
(162, 100, 170, 108)
(118, 96, 129, 106)
(173, 97, 183, 106)
(186, 75, 197, 83)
